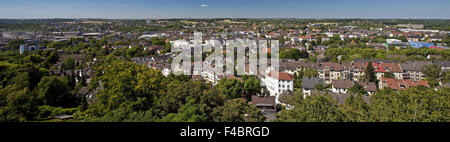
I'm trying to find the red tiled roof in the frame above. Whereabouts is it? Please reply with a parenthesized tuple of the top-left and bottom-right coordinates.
(352, 62, 366, 72)
(380, 78, 429, 90)
(268, 71, 293, 81)
(404, 79, 430, 88)
(372, 62, 403, 73)
(372, 63, 385, 72)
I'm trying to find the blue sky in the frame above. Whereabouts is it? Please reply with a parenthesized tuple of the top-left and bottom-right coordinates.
(0, 0, 449, 19)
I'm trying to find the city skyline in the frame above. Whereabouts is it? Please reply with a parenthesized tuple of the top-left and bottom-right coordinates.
(1, 0, 450, 19)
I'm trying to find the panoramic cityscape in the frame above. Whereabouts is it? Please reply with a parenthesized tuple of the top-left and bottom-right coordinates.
(0, 0, 449, 125)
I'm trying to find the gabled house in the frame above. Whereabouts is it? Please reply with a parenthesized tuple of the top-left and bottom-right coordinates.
(251, 95, 277, 122)
(302, 77, 325, 98)
(372, 62, 404, 80)
(331, 80, 354, 94)
(357, 82, 377, 95)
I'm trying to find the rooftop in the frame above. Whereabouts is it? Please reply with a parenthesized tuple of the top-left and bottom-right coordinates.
(302, 77, 324, 90)
(267, 71, 293, 81)
(332, 80, 355, 89)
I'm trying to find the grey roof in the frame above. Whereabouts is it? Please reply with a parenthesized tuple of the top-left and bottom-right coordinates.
(400, 61, 432, 72)
(353, 59, 397, 63)
(437, 83, 450, 90)
(279, 60, 318, 71)
(302, 77, 324, 89)
(432, 60, 450, 67)
(357, 82, 377, 92)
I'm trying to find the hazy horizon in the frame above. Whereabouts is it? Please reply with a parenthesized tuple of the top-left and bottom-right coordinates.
(1, 0, 450, 19)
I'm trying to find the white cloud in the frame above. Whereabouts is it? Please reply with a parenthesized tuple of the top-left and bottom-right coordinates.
(201, 4, 208, 7)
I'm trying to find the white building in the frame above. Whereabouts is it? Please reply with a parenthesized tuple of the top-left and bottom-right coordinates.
(170, 39, 190, 52)
(331, 80, 355, 94)
(262, 71, 293, 104)
(386, 39, 403, 44)
(201, 70, 219, 85)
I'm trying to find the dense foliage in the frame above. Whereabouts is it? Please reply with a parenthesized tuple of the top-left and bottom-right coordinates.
(72, 56, 265, 122)
(277, 88, 449, 122)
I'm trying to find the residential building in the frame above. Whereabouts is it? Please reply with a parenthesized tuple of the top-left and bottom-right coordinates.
(357, 82, 377, 95)
(379, 78, 430, 90)
(331, 80, 355, 94)
(317, 62, 351, 84)
(400, 61, 432, 81)
(251, 95, 277, 122)
(262, 71, 293, 104)
(372, 62, 404, 80)
(350, 61, 367, 81)
(302, 77, 325, 98)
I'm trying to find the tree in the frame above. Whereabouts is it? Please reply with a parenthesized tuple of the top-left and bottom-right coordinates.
(199, 88, 226, 121)
(211, 98, 265, 122)
(44, 51, 59, 65)
(422, 64, 441, 87)
(149, 37, 166, 46)
(397, 35, 408, 42)
(383, 72, 395, 78)
(157, 81, 207, 116)
(80, 56, 164, 118)
(303, 68, 319, 77)
(0, 73, 39, 121)
(369, 87, 449, 122)
(443, 71, 450, 84)
(348, 83, 366, 95)
(363, 62, 377, 82)
(215, 79, 243, 99)
(37, 76, 76, 108)
(340, 94, 369, 122)
(5, 39, 25, 50)
(242, 76, 261, 101)
(160, 43, 172, 54)
(159, 99, 207, 122)
(279, 48, 308, 60)
(276, 93, 343, 122)
(0, 87, 38, 121)
(62, 57, 75, 70)
(443, 37, 450, 46)
(279, 37, 286, 45)
(293, 73, 303, 90)
(314, 84, 325, 91)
